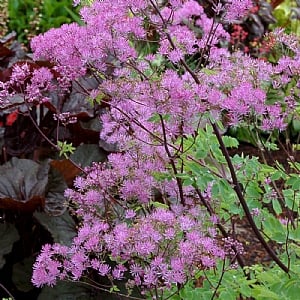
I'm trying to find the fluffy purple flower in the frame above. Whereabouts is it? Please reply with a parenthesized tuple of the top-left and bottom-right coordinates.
(135, 240, 156, 256)
(125, 209, 136, 219)
(224, 0, 252, 22)
(73, 0, 80, 6)
(0, 82, 11, 108)
(85, 189, 101, 205)
(70, 251, 88, 279)
(143, 267, 158, 287)
(31, 244, 63, 287)
(9, 63, 31, 86)
(130, 263, 144, 277)
(112, 265, 127, 280)
(98, 263, 111, 277)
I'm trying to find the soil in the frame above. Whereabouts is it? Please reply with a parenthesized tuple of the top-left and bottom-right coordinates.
(228, 142, 298, 266)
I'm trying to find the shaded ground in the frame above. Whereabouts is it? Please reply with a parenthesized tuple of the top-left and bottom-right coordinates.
(228, 143, 298, 266)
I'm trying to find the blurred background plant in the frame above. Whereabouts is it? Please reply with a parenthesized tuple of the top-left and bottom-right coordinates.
(4, 0, 80, 47)
(0, 0, 9, 37)
(271, 0, 300, 35)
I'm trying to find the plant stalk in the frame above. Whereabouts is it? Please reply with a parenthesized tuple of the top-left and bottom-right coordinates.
(211, 121, 289, 274)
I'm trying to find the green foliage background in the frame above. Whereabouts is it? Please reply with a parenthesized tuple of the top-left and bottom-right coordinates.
(7, 0, 80, 45)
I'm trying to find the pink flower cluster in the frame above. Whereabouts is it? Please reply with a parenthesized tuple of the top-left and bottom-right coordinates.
(32, 207, 227, 291)
(0, 63, 54, 107)
(3, 0, 296, 295)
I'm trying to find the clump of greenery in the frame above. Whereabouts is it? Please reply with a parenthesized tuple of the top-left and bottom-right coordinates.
(0, 0, 9, 37)
(6, 0, 80, 46)
(271, 0, 300, 35)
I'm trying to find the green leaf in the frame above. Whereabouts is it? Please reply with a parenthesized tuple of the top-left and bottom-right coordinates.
(195, 173, 215, 190)
(227, 127, 258, 146)
(282, 188, 300, 211)
(195, 148, 208, 159)
(63, 6, 83, 25)
(292, 119, 300, 133)
(148, 113, 170, 123)
(286, 175, 300, 190)
(58, 141, 76, 158)
(266, 88, 285, 105)
(150, 201, 169, 209)
(218, 290, 236, 300)
(246, 184, 263, 199)
(252, 285, 280, 299)
(222, 136, 239, 148)
(263, 214, 286, 243)
(110, 285, 120, 293)
(283, 279, 300, 299)
(185, 161, 203, 175)
(182, 177, 194, 186)
(290, 226, 300, 242)
(272, 199, 282, 215)
(240, 283, 254, 297)
(270, 170, 284, 181)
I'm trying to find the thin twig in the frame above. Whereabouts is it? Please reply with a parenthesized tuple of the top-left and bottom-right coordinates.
(0, 283, 15, 300)
(195, 188, 247, 272)
(211, 258, 226, 300)
(25, 104, 87, 175)
(159, 114, 185, 206)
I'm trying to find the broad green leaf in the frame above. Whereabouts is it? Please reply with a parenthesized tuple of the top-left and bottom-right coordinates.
(263, 214, 286, 243)
(240, 283, 255, 297)
(147, 113, 161, 123)
(195, 148, 208, 159)
(150, 201, 169, 209)
(246, 184, 263, 199)
(283, 189, 300, 211)
(292, 119, 300, 133)
(272, 199, 282, 215)
(222, 136, 239, 148)
(270, 170, 284, 181)
(195, 173, 215, 190)
(252, 285, 280, 299)
(64, 6, 83, 25)
(185, 161, 203, 175)
(182, 177, 194, 186)
(290, 227, 300, 242)
(219, 290, 236, 300)
(282, 279, 300, 299)
(286, 175, 300, 190)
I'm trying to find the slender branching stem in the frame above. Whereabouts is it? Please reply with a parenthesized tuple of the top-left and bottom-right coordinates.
(0, 283, 15, 300)
(195, 188, 247, 272)
(211, 121, 289, 274)
(159, 114, 185, 206)
(25, 103, 87, 175)
(211, 258, 226, 300)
